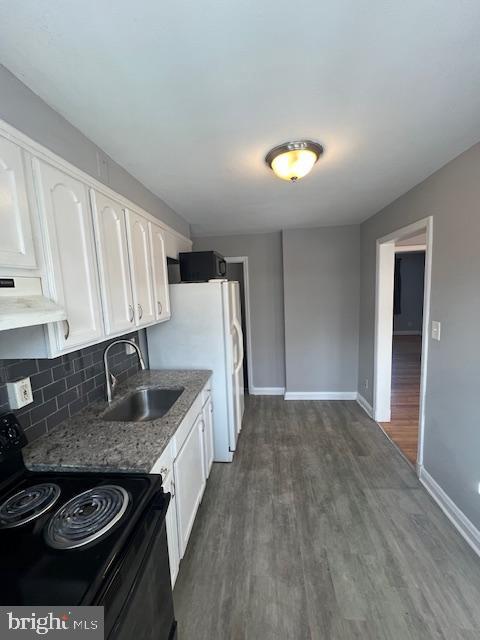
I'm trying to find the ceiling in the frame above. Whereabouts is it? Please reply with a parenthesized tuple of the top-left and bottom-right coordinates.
(1, 1, 480, 236)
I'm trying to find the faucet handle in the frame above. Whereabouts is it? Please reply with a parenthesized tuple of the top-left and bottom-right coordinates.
(109, 372, 118, 389)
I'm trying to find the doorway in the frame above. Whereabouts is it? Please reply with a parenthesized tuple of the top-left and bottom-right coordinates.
(225, 257, 253, 395)
(373, 217, 433, 467)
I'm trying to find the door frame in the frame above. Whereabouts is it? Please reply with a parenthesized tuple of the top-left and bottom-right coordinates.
(373, 216, 433, 467)
(224, 256, 254, 393)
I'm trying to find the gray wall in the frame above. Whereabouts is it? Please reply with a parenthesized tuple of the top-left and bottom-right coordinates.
(394, 251, 425, 334)
(0, 65, 189, 237)
(192, 233, 285, 390)
(358, 141, 480, 529)
(283, 226, 360, 394)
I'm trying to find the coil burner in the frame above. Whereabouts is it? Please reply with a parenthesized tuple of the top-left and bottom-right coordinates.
(45, 485, 129, 550)
(0, 483, 61, 529)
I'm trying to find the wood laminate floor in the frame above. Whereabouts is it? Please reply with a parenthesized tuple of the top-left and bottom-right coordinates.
(381, 335, 422, 465)
(174, 396, 480, 639)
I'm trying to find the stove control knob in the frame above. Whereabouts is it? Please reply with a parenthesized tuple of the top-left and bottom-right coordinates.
(7, 426, 18, 440)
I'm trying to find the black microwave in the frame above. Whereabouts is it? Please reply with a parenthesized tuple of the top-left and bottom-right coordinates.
(179, 251, 227, 282)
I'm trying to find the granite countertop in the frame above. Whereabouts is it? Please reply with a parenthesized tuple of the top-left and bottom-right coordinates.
(23, 369, 212, 474)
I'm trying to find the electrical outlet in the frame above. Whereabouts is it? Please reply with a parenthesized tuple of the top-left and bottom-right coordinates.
(125, 337, 137, 355)
(431, 320, 441, 341)
(7, 377, 33, 409)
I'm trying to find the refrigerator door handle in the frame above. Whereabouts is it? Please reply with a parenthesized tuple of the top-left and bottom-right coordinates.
(233, 319, 244, 374)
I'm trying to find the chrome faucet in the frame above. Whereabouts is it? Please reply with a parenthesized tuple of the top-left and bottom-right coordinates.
(103, 339, 146, 403)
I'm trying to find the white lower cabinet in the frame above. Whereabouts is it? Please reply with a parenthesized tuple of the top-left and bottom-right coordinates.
(150, 382, 213, 586)
(202, 396, 214, 479)
(164, 469, 180, 587)
(150, 440, 180, 587)
(174, 411, 206, 559)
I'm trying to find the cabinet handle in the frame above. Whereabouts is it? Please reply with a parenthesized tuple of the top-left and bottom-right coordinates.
(64, 319, 70, 340)
(171, 480, 175, 498)
(157, 300, 162, 315)
(128, 304, 134, 323)
(138, 304, 143, 320)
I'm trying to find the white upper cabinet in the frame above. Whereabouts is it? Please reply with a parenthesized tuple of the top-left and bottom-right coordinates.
(0, 120, 186, 350)
(34, 160, 103, 351)
(0, 135, 36, 269)
(125, 210, 155, 327)
(149, 222, 171, 322)
(90, 189, 135, 336)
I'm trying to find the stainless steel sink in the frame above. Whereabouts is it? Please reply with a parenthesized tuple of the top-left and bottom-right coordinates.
(103, 388, 184, 422)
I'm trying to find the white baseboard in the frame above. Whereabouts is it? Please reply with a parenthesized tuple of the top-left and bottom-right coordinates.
(419, 466, 480, 558)
(249, 387, 285, 396)
(356, 393, 374, 418)
(393, 330, 422, 336)
(284, 391, 357, 401)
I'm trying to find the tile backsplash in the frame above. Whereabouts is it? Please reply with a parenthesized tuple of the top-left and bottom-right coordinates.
(0, 331, 142, 444)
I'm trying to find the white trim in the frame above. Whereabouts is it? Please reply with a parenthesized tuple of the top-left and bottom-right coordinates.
(284, 391, 357, 400)
(373, 241, 395, 422)
(394, 244, 426, 253)
(419, 466, 480, 559)
(393, 330, 422, 336)
(356, 393, 374, 418)
(224, 256, 254, 394)
(249, 387, 285, 396)
(0, 117, 191, 246)
(373, 216, 433, 467)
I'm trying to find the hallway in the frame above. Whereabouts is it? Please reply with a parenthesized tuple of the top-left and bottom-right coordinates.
(381, 335, 422, 465)
(174, 395, 480, 639)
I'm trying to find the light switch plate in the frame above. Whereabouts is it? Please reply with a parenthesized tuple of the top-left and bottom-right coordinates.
(7, 377, 33, 409)
(431, 320, 441, 341)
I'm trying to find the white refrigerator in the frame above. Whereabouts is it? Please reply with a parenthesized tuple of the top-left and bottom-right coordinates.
(146, 280, 245, 462)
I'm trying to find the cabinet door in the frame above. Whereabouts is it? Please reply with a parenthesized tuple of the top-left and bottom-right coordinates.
(162, 471, 180, 587)
(90, 190, 135, 335)
(34, 160, 103, 351)
(125, 210, 155, 326)
(203, 396, 214, 479)
(174, 413, 206, 558)
(0, 136, 36, 269)
(149, 222, 171, 322)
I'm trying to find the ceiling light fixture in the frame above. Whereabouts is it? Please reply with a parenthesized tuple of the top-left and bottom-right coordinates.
(265, 140, 324, 182)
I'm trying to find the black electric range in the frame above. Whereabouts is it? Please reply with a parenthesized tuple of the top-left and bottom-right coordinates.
(0, 413, 177, 640)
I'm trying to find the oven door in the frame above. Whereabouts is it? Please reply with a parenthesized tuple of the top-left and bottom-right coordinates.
(97, 493, 176, 640)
